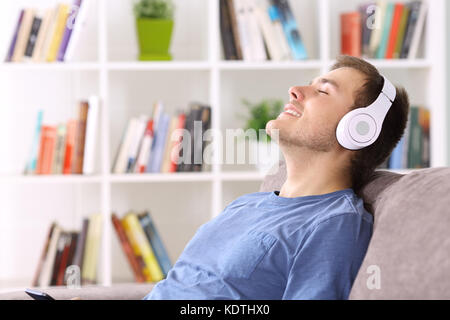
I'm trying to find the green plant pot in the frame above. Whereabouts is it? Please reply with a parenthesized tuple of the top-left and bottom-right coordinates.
(136, 18, 174, 61)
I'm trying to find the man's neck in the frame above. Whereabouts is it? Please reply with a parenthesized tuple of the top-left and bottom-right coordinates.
(278, 146, 352, 198)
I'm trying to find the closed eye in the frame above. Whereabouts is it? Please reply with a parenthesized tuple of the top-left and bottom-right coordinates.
(318, 90, 329, 95)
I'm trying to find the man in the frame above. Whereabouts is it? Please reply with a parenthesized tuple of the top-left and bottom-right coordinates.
(144, 55, 410, 300)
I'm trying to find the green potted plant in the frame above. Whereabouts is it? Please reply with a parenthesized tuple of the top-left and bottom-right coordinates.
(236, 99, 283, 173)
(134, 0, 175, 61)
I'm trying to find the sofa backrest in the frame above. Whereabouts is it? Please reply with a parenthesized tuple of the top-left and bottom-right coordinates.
(260, 160, 450, 299)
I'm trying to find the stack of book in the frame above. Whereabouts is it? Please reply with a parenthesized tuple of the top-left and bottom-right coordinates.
(387, 106, 430, 169)
(24, 96, 99, 175)
(112, 211, 172, 283)
(112, 101, 212, 174)
(220, 0, 308, 61)
(32, 213, 102, 287)
(5, 0, 90, 63)
(341, 0, 428, 59)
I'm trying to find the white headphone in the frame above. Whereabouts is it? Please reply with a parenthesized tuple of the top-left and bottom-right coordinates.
(336, 75, 396, 150)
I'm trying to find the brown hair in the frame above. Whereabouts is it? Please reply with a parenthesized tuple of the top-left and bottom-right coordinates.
(331, 55, 410, 198)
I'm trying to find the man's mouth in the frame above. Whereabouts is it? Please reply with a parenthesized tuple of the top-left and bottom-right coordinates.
(281, 103, 302, 118)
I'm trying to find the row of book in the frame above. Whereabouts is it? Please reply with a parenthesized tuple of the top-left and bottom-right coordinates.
(112, 102, 212, 174)
(112, 211, 172, 283)
(341, 0, 428, 59)
(33, 214, 102, 287)
(388, 106, 430, 169)
(5, 0, 89, 63)
(220, 0, 308, 61)
(24, 97, 99, 175)
(33, 211, 171, 287)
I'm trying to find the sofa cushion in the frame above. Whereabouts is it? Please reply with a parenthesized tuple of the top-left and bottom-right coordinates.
(260, 161, 450, 299)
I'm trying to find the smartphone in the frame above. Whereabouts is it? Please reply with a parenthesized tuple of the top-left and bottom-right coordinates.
(25, 288, 55, 300)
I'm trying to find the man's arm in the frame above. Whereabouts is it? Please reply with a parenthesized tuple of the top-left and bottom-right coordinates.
(282, 213, 372, 300)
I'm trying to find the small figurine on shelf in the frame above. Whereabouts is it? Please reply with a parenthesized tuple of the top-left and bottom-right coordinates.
(134, 0, 175, 61)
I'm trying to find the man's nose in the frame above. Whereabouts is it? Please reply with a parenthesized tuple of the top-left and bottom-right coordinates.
(289, 86, 305, 101)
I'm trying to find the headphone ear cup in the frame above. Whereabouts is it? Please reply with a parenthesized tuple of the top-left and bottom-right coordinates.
(336, 109, 377, 150)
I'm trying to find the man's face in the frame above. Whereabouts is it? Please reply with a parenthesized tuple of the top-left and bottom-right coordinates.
(266, 67, 366, 152)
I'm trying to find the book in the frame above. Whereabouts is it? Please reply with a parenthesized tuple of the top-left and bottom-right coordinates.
(63, 119, 77, 174)
(56, 232, 74, 286)
(385, 3, 404, 59)
(25, 110, 44, 174)
(111, 214, 146, 283)
(62, 232, 79, 285)
(71, 218, 89, 272)
(376, 2, 394, 59)
(122, 213, 164, 282)
(32, 223, 56, 287)
(272, 0, 308, 60)
(193, 105, 212, 172)
(407, 0, 428, 59)
(46, 3, 70, 62)
(36, 126, 57, 175)
(5, 10, 24, 62)
(52, 123, 67, 174)
(38, 224, 61, 287)
(230, 0, 253, 61)
(82, 96, 99, 175)
(127, 115, 148, 173)
(227, 0, 243, 60)
(113, 118, 139, 174)
(340, 12, 362, 57)
(245, 0, 267, 61)
(161, 116, 179, 173)
(138, 212, 172, 278)
(51, 232, 69, 286)
(360, 3, 375, 58)
(408, 106, 423, 168)
(254, 0, 286, 61)
(369, 0, 387, 58)
(168, 112, 186, 173)
(12, 8, 36, 62)
(267, 4, 291, 60)
(147, 113, 170, 173)
(72, 101, 89, 174)
(220, 0, 239, 60)
(400, 1, 421, 59)
(32, 8, 54, 62)
(64, 0, 90, 62)
(419, 107, 430, 167)
(38, 5, 59, 62)
(81, 213, 102, 284)
(57, 0, 83, 62)
(24, 15, 42, 58)
(135, 119, 154, 173)
(393, 5, 411, 59)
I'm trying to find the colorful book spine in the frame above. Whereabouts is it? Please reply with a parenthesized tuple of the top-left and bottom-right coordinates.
(57, 0, 83, 62)
(147, 113, 170, 173)
(26, 110, 44, 174)
(5, 10, 24, 62)
(46, 4, 70, 62)
(122, 213, 163, 282)
(393, 5, 411, 59)
(138, 212, 172, 278)
(376, 2, 394, 59)
(72, 101, 89, 174)
(24, 16, 42, 58)
(385, 3, 404, 59)
(340, 12, 362, 57)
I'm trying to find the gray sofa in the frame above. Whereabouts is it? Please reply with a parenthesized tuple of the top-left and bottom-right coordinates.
(2, 161, 450, 299)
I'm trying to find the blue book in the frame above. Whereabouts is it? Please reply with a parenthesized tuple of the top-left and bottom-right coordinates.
(388, 136, 405, 169)
(272, 0, 308, 60)
(376, 2, 394, 59)
(138, 212, 172, 278)
(25, 110, 44, 174)
(146, 113, 170, 173)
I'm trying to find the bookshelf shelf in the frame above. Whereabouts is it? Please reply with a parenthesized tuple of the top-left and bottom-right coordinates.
(0, 0, 446, 289)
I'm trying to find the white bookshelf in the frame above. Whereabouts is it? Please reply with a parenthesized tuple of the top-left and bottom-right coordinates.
(0, 0, 446, 289)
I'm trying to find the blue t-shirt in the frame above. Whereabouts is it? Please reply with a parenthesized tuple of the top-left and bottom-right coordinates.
(144, 188, 373, 300)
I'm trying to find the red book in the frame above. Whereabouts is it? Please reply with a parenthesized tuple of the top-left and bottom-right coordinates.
(56, 234, 72, 286)
(340, 12, 361, 57)
(111, 214, 146, 283)
(63, 119, 77, 174)
(169, 112, 186, 173)
(385, 3, 404, 59)
(36, 126, 57, 175)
